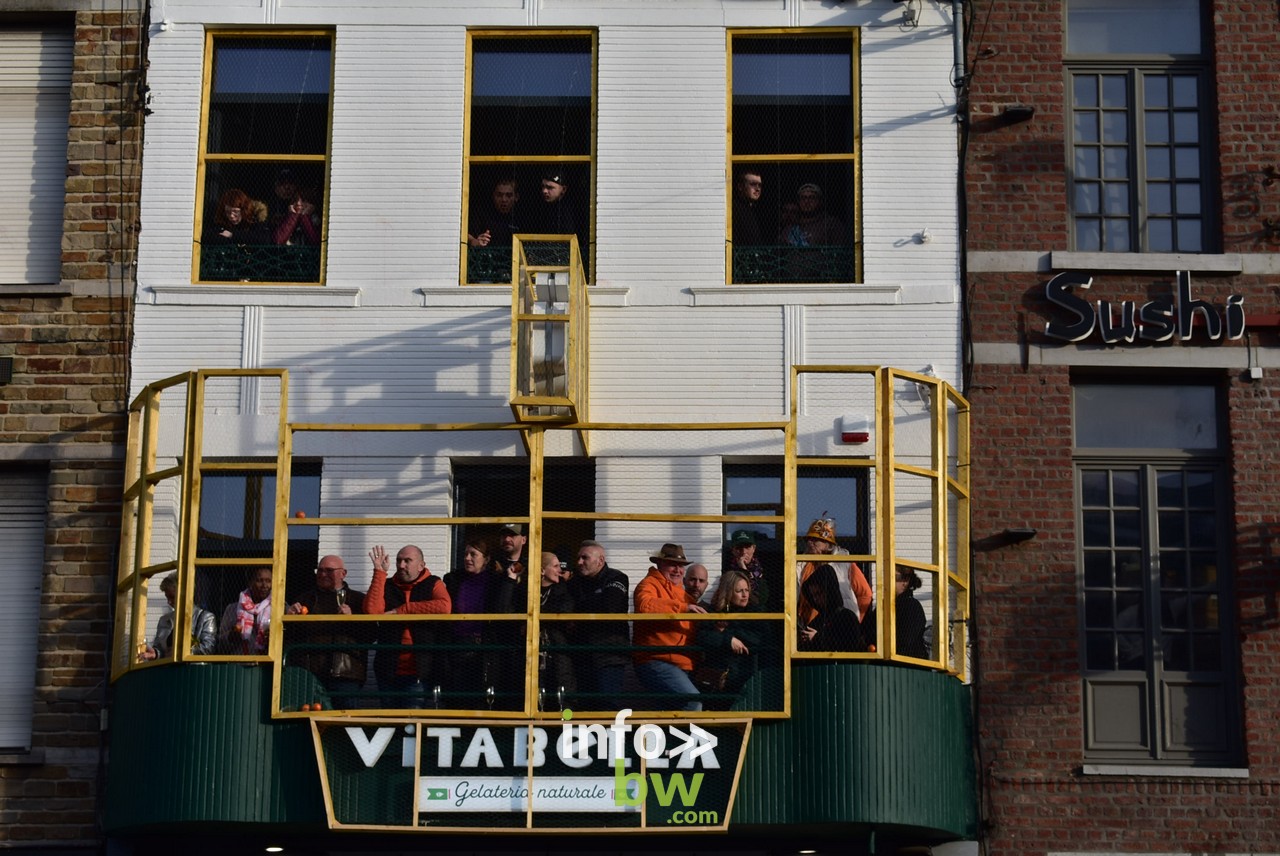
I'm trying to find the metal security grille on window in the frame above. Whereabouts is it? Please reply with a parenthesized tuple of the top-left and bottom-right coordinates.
(195, 35, 332, 283)
(463, 34, 594, 285)
(729, 33, 858, 284)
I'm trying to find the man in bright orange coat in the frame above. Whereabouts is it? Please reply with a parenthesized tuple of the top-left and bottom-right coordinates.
(633, 543, 707, 711)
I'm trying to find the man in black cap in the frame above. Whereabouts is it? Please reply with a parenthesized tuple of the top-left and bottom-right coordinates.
(724, 528, 772, 609)
(496, 523, 527, 579)
(534, 172, 576, 235)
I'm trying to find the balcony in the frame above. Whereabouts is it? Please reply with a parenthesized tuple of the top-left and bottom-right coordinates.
(105, 365, 975, 841)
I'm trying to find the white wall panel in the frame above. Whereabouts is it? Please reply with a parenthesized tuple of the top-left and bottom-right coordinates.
(260, 306, 514, 423)
(859, 23, 960, 290)
(136, 28, 205, 289)
(589, 306, 785, 420)
(594, 27, 726, 290)
(326, 27, 464, 288)
(131, 306, 245, 402)
(803, 303, 961, 385)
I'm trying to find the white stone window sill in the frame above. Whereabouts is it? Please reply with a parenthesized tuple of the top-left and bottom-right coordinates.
(1081, 764, 1248, 779)
(1050, 251, 1244, 275)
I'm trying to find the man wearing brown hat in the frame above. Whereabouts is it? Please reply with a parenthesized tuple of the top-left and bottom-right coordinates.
(797, 518, 873, 639)
(633, 543, 707, 711)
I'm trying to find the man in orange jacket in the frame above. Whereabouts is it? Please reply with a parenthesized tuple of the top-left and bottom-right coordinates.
(633, 543, 707, 711)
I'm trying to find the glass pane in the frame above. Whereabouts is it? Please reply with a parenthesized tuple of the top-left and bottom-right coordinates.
(470, 37, 593, 156)
(1188, 511, 1216, 549)
(1086, 632, 1114, 670)
(1103, 185, 1129, 219)
(1176, 218, 1202, 251)
(1067, 0, 1202, 55)
(1101, 112, 1128, 144)
(1189, 555, 1219, 589)
(1115, 552, 1143, 588)
(1117, 633, 1145, 669)
(1112, 470, 1140, 507)
(1192, 633, 1220, 670)
(1082, 510, 1112, 548)
(1147, 219, 1172, 252)
(1076, 220, 1101, 251)
(1171, 76, 1199, 108)
(733, 36, 854, 155)
(1156, 470, 1183, 507)
(1081, 470, 1109, 506)
(1176, 183, 1201, 215)
(1074, 385, 1219, 449)
(1104, 219, 1131, 252)
(1185, 471, 1215, 507)
(1148, 184, 1172, 215)
(1074, 75, 1098, 108)
(1085, 591, 1113, 628)
(1075, 148, 1100, 179)
(1163, 591, 1191, 629)
(1102, 148, 1129, 179)
(1159, 551, 1187, 588)
(1114, 511, 1141, 548)
(1164, 634, 1189, 671)
(1189, 594, 1217, 630)
(1144, 75, 1168, 109)
(1174, 146, 1200, 179)
(1158, 510, 1186, 548)
(1145, 111, 1169, 144)
(1100, 76, 1128, 108)
(208, 36, 332, 156)
(1075, 184, 1100, 215)
(1075, 111, 1100, 142)
(1084, 551, 1112, 587)
(1173, 112, 1200, 144)
(1147, 147, 1170, 180)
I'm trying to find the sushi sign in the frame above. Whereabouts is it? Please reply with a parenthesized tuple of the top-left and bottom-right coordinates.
(1044, 270, 1245, 344)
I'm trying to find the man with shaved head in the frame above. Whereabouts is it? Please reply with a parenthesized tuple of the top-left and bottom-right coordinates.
(365, 544, 452, 708)
(287, 554, 366, 708)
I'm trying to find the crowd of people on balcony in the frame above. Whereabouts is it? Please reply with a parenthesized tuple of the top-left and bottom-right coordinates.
(137, 517, 935, 712)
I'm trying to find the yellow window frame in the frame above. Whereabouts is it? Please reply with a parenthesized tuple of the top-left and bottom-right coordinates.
(461, 29, 598, 286)
(192, 30, 335, 286)
(726, 28, 863, 285)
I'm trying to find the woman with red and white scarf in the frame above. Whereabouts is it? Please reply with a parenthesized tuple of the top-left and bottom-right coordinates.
(218, 566, 273, 655)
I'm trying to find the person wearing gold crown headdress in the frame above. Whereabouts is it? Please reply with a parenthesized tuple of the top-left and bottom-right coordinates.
(796, 517, 873, 648)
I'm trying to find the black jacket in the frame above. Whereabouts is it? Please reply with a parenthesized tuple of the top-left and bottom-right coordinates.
(565, 564, 630, 669)
(291, 584, 367, 684)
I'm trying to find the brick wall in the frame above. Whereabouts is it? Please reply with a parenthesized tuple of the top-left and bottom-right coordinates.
(0, 7, 143, 850)
(965, 2, 1280, 854)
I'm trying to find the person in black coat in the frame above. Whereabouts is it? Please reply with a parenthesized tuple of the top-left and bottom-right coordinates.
(537, 551, 576, 707)
(441, 537, 524, 709)
(564, 540, 629, 711)
(895, 566, 929, 659)
(798, 564, 866, 652)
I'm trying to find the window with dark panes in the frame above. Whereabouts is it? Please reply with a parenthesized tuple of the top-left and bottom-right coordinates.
(1074, 383, 1239, 765)
(462, 33, 594, 284)
(1067, 0, 1212, 253)
(195, 33, 332, 283)
(729, 32, 859, 284)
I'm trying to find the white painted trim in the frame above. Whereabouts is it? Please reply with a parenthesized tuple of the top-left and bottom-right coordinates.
(1050, 251, 1243, 274)
(147, 285, 363, 307)
(970, 342, 1277, 370)
(1080, 764, 1248, 778)
(691, 284, 903, 306)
